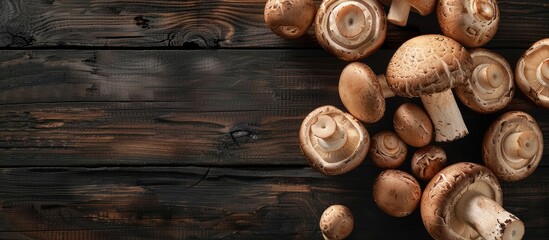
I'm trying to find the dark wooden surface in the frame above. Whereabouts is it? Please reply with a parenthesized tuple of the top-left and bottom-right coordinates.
(0, 0, 548, 239)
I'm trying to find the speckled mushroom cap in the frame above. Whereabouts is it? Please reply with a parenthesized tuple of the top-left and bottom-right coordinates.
(320, 205, 354, 240)
(386, 34, 473, 97)
(483, 111, 543, 181)
(515, 38, 549, 108)
(373, 169, 421, 217)
(437, 0, 499, 48)
(455, 48, 514, 113)
(300, 105, 369, 176)
(378, 0, 436, 16)
(264, 0, 316, 39)
(421, 162, 503, 240)
(393, 103, 433, 147)
(315, 0, 387, 61)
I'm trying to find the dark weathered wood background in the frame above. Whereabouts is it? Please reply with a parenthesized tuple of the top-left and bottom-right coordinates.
(0, 0, 547, 239)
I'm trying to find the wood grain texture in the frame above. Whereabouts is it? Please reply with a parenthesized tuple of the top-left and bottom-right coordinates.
(0, 166, 547, 239)
(0, 0, 547, 48)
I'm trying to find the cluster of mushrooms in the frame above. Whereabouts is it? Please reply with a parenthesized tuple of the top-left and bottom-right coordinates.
(265, 0, 548, 239)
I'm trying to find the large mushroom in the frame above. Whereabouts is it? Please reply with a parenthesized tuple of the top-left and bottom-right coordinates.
(320, 205, 354, 240)
(315, 0, 387, 61)
(483, 111, 543, 181)
(455, 48, 514, 113)
(515, 38, 549, 108)
(264, 0, 316, 39)
(373, 169, 421, 217)
(378, 0, 436, 26)
(437, 0, 500, 48)
(369, 131, 407, 169)
(421, 162, 524, 240)
(338, 62, 394, 123)
(300, 105, 370, 175)
(386, 34, 473, 142)
(393, 102, 433, 147)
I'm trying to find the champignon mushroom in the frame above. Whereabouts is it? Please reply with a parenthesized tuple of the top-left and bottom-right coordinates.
(369, 131, 407, 169)
(373, 169, 421, 217)
(339, 62, 395, 123)
(455, 48, 514, 113)
(378, 0, 436, 26)
(515, 38, 549, 108)
(437, 0, 499, 48)
(386, 34, 473, 142)
(315, 0, 387, 61)
(264, 0, 316, 39)
(483, 111, 543, 181)
(300, 105, 369, 175)
(411, 145, 447, 181)
(320, 204, 354, 240)
(393, 103, 433, 147)
(421, 162, 524, 240)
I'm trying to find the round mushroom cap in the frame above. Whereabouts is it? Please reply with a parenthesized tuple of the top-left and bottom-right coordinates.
(455, 48, 514, 113)
(320, 205, 354, 240)
(315, 0, 387, 61)
(373, 169, 421, 217)
(386, 34, 473, 97)
(378, 0, 436, 16)
(393, 103, 433, 147)
(370, 131, 407, 169)
(515, 38, 549, 108)
(483, 111, 543, 181)
(421, 162, 503, 240)
(339, 62, 385, 123)
(411, 145, 447, 181)
(264, 0, 316, 39)
(300, 105, 370, 175)
(437, 0, 499, 48)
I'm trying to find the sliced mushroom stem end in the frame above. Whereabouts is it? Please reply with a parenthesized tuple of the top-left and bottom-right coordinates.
(312, 115, 348, 152)
(420, 89, 468, 142)
(503, 131, 539, 161)
(539, 58, 549, 81)
(387, 0, 411, 26)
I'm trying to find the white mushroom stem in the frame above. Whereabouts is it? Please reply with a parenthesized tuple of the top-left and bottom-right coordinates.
(503, 131, 539, 163)
(387, 0, 411, 26)
(311, 115, 348, 152)
(420, 89, 468, 142)
(474, 63, 504, 91)
(538, 59, 549, 81)
(378, 74, 396, 98)
(457, 193, 524, 240)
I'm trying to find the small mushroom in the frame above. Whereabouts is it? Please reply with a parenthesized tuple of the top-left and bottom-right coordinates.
(320, 205, 354, 240)
(300, 105, 370, 175)
(515, 38, 549, 108)
(264, 0, 316, 39)
(437, 0, 499, 47)
(378, 0, 436, 26)
(483, 111, 543, 181)
(386, 34, 473, 142)
(421, 162, 524, 240)
(369, 131, 407, 169)
(455, 48, 514, 113)
(372, 169, 421, 217)
(338, 62, 395, 123)
(411, 145, 447, 181)
(315, 0, 387, 61)
(393, 103, 433, 147)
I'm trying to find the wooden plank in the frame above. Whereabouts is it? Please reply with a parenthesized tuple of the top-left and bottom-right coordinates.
(0, 0, 547, 49)
(0, 166, 547, 239)
(1, 49, 549, 167)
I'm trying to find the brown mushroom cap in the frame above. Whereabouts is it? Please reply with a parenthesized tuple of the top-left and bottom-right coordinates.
(437, 0, 499, 48)
(483, 111, 543, 181)
(300, 105, 370, 175)
(315, 0, 387, 61)
(369, 131, 407, 169)
(320, 205, 354, 240)
(455, 48, 514, 113)
(411, 145, 447, 181)
(393, 103, 433, 148)
(373, 169, 421, 217)
(264, 0, 316, 39)
(515, 38, 549, 108)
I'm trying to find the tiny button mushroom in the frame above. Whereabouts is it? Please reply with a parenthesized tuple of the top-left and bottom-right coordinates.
(393, 103, 433, 148)
(370, 131, 407, 169)
(300, 105, 370, 175)
(378, 0, 436, 26)
(411, 145, 447, 181)
(515, 38, 549, 108)
(483, 111, 543, 181)
(315, 0, 387, 61)
(437, 0, 499, 47)
(264, 0, 316, 39)
(320, 205, 354, 240)
(421, 162, 524, 240)
(373, 169, 421, 217)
